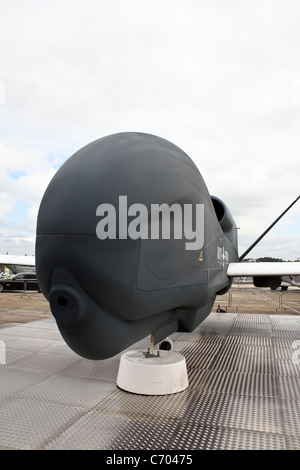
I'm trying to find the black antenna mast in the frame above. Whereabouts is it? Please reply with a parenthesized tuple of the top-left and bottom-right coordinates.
(239, 195, 300, 262)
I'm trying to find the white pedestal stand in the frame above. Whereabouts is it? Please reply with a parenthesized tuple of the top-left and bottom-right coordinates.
(117, 348, 189, 396)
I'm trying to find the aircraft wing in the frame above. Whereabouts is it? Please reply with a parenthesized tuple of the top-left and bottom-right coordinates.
(228, 262, 300, 277)
(0, 255, 36, 269)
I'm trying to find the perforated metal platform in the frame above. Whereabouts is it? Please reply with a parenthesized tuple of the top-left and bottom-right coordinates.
(1, 312, 300, 450)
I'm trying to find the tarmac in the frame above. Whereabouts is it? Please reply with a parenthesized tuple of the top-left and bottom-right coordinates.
(0, 292, 300, 450)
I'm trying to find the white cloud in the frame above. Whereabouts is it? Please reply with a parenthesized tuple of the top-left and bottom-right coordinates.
(0, 0, 299, 258)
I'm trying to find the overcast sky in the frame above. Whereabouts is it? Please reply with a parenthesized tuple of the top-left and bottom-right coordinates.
(0, 0, 299, 260)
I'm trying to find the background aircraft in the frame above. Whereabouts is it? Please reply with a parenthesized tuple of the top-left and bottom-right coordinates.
(0, 255, 36, 274)
(281, 275, 300, 290)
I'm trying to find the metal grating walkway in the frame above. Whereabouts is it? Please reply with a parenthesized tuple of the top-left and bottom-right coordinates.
(0, 312, 300, 450)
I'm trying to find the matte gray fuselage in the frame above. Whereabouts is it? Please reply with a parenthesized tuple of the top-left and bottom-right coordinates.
(36, 132, 238, 359)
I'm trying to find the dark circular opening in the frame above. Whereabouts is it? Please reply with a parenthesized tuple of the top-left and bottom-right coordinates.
(160, 340, 172, 351)
(211, 196, 225, 223)
(57, 296, 68, 307)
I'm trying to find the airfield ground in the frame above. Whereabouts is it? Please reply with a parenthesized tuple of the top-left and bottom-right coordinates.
(0, 289, 300, 450)
(0, 293, 51, 326)
(0, 286, 299, 327)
